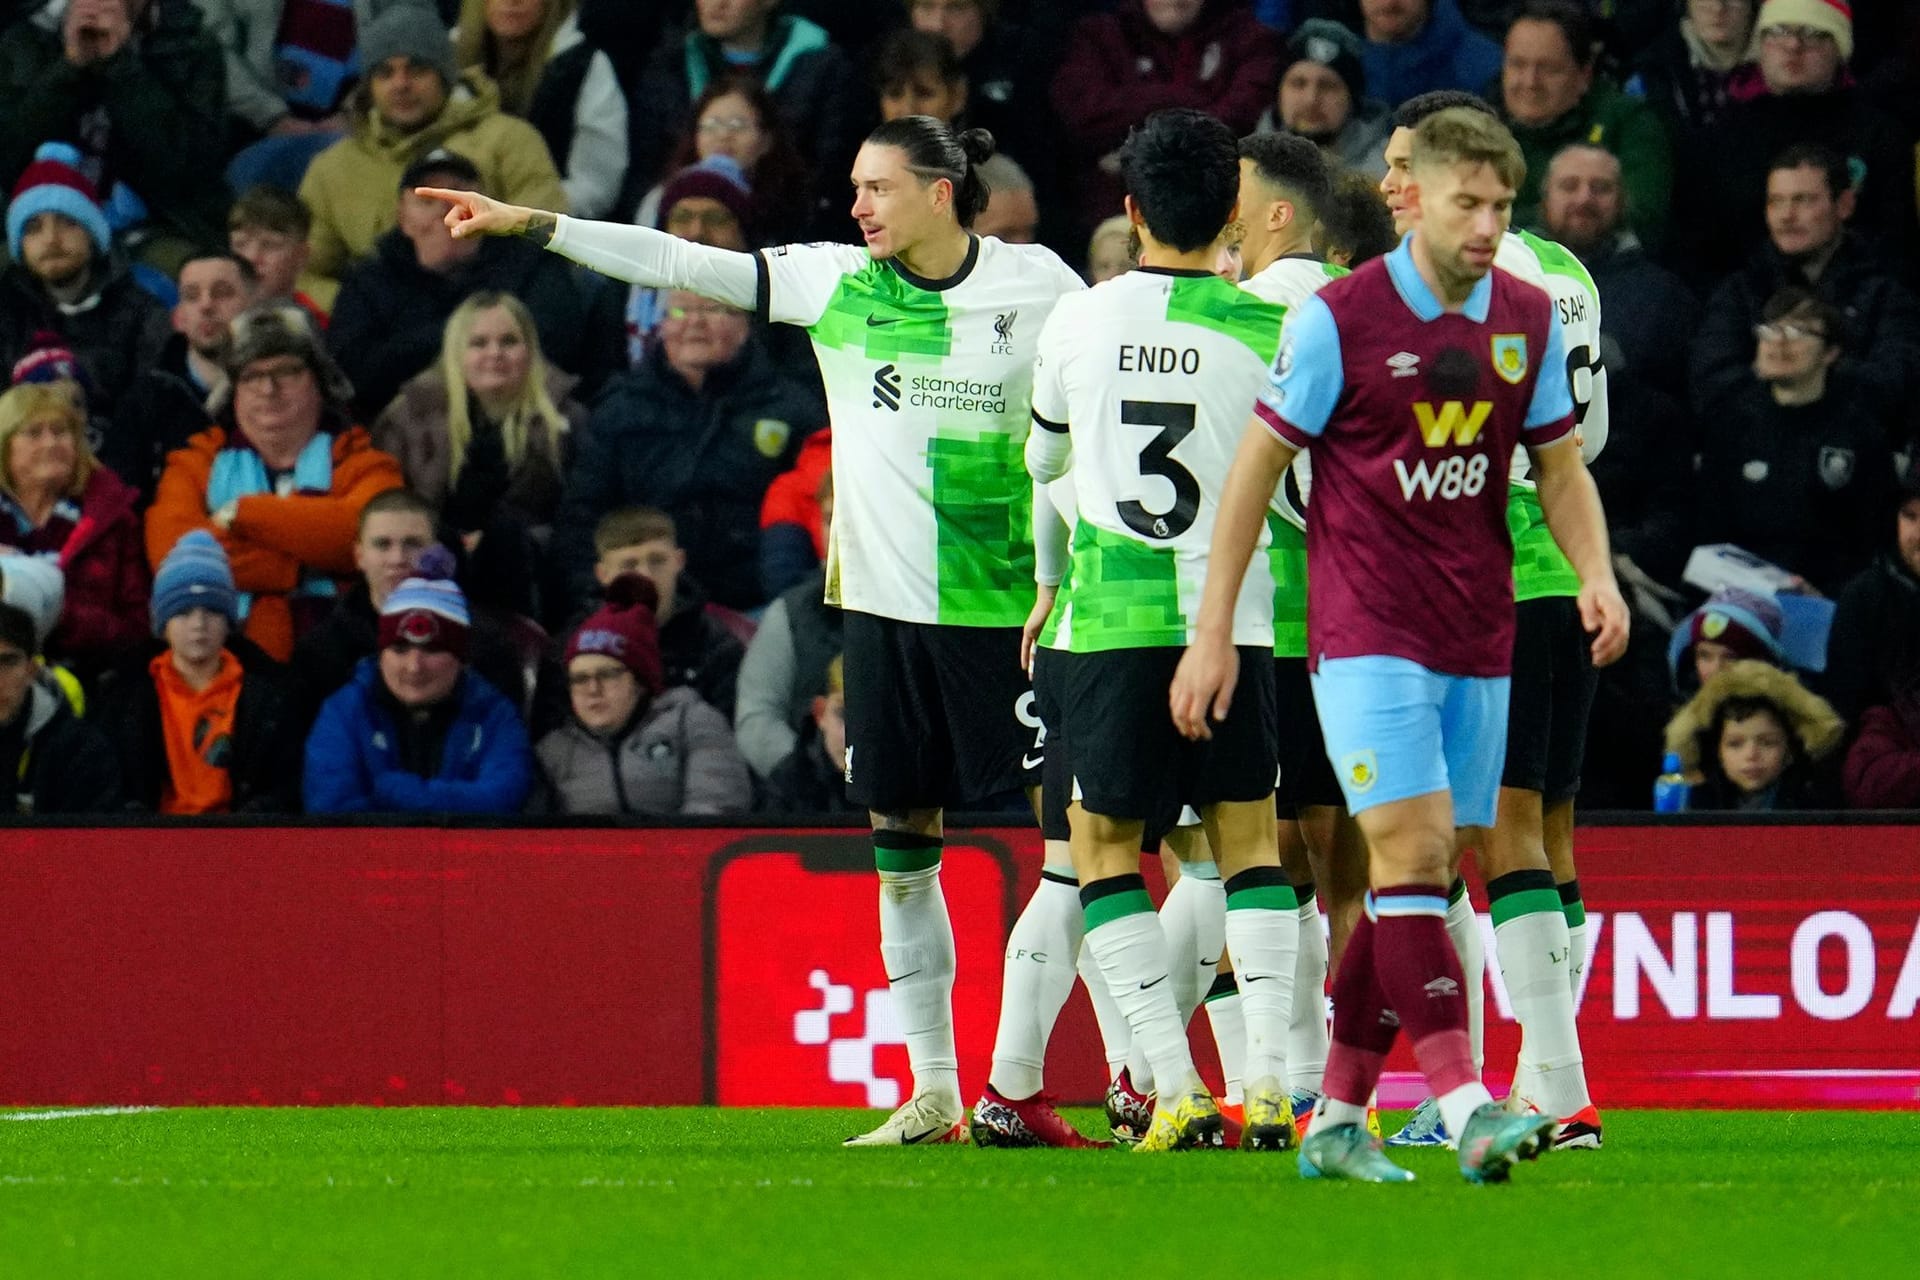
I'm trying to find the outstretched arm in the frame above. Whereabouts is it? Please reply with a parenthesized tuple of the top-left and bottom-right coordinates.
(416, 187, 759, 309)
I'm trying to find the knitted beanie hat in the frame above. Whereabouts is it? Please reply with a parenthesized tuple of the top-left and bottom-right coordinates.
(378, 545, 470, 657)
(566, 573, 664, 696)
(0, 553, 63, 651)
(360, 3, 459, 88)
(657, 156, 754, 236)
(151, 531, 240, 636)
(1285, 19, 1367, 107)
(1752, 0, 1853, 61)
(6, 142, 112, 262)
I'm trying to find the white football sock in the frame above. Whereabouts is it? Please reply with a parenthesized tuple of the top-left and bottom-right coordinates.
(1445, 883, 1486, 1074)
(1159, 866, 1225, 1029)
(877, 862, 959, 1105)
(1083, 900, 1200, 1096)
(1288, 896, 1329, 1097)
(987, 872, 1083, 1100)
(1496, 907, 1591, 1120)
(1203, 980, 1246, 1104)
(1224, 892, 1299, 1089)
(1078, 944, 1131, 1081)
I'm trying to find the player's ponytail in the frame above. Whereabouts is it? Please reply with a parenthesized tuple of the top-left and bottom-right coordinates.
(865, 116, 997, 228)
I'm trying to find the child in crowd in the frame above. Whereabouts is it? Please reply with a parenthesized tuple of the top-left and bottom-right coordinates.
(1663, 659, 1843, 811)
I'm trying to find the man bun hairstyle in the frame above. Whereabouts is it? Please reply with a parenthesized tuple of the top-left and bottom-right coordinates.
(865, 116, 997, 226)
(1410, 107, 1527, 191)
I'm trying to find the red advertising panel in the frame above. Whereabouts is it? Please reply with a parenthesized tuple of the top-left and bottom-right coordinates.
(0, 822, 1913, 1110)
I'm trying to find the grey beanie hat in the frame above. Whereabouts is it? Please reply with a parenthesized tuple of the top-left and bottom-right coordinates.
(360, 4, 459, 88)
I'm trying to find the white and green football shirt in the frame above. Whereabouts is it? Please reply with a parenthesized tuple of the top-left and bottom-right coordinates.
(1239, 256, 1349, 658)
(1497, 228, 1610, 602)
(758, 237, 1086, 627)
(1028, 268, 1284, 653)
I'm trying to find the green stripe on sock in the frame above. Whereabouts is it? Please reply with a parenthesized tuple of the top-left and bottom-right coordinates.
(1083, 887, 1154, 931)
(1227, 884, 1299, 912)
(874, 845, 942, 875)
(1489, 887, 1564, 928)
(1562, 898, 1587, 928)
(1447, 877, 1468, 905)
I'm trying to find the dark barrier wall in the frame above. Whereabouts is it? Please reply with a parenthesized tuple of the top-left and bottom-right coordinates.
(2, 821, 1916, 1110)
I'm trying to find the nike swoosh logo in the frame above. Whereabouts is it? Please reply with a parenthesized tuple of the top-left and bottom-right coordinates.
(1244, 974, 1273, 982)
(1139, 975, 1167, 990)
(866, 315, 898, 327)
(1200, 956, 1221, 967)
(903, 1126, 945, 1143)
(887, 969, 923, 984)
(1021, 754, 1044, 769)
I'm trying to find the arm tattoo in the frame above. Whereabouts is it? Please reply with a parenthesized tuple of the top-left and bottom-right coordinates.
(519, 211, 558, 247)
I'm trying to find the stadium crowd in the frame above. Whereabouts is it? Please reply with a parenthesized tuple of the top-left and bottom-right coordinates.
(0, 0, 1916, 817)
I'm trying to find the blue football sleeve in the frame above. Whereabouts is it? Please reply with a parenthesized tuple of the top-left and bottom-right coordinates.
(1254, 293, 1344, 446)
(1524, 309, 1576, 432)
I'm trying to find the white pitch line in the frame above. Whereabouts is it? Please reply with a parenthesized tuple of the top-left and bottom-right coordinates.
(0, 1106, 165, 1122)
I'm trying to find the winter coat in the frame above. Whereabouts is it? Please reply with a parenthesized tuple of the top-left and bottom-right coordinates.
(519, 12, 628, 221)
(285, 578, 545, 742)
(734, 567, 841, 781)
(534, 686, 749, 816)
(1628, 22, 1742, 137)
(757, 425, 831, 600)
(0, 466, 150, 673)
(1690, 234, 1920, 420)
(1821, 552, 1920, 727)
(559, 571, 749, 723)
(98, 635, 300, 813)
(1357, 0, 1503, 109)
(0, 261, 170, 422)
(1664, 659, 1844, 811)
(371, 364, 585, 526)
(329, 227, 623, 421)
(298, 68, 568, 285)
(145, 424, 405, 661)
(1672, 77, 1917, 284)
(105, 332, 220, 498)
(304, 658, 533, 814)
(1052, 1, 1281, 234)
(1842, 684, 1920, 809)
(1694, 379, 1898, 597)
(0, 0, 229, 249)
(197, 0, 411, 131)
(553, 333, 821, 611)
(1255, 98, 1392, 181)
(1579, 233, 1701, 401)
(0, 678, 121, 816)
(630, 14, 865, 195)
(1508, 78, 1673, 253)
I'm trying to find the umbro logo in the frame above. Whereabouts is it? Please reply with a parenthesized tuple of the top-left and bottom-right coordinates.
(1424, 976, 1460, 997)
(1387, 351, 1421, 378)
(872, 363, 901, 411)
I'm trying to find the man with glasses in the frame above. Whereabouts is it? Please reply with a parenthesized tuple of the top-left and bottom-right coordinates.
(1676, 0, 1914, 279)
(1696, 286, 1900, 596)
(145, 303, 404, 662)
(1693, 142, 1920, 418)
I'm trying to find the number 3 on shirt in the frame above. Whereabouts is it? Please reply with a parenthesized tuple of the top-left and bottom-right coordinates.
(1118, 399, 1199, 541)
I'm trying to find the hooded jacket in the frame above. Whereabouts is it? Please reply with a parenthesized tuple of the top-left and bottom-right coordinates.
(0, 677, 121, 816)
(144, 424, 406, 662)
(1664, 660, 1844, 811)
(304, 658, 532, 814)
(0, 465, 150, 673)
(330, 226, 621, 421)
(99, 633, 300, 813)
(0, 0, 230, 249)
(520, 12, 628, 221)
(1842, 680, 1920, 809)
(298, 68, 569, 285)
(1052, 0, 1281, 232)
(534, 685, 749, 816)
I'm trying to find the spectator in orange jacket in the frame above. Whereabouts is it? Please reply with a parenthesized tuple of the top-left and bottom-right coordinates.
(145, 302, 403, 661)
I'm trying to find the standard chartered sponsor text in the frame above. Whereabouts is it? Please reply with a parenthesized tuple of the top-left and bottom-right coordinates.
(908, 374, 1008, 414)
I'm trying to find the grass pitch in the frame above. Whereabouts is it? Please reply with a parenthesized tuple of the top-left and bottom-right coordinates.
(1, 1107, 1913, 1278)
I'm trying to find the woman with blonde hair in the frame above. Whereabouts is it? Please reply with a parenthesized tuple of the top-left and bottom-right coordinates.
(454, 0, 629, 219)
(0, 383, 148, 676)
(374, 291, 585, 617)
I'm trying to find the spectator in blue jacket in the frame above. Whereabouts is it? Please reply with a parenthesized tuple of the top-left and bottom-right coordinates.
(304, 548, 532, 814)
(1357, 0, 1504, 107)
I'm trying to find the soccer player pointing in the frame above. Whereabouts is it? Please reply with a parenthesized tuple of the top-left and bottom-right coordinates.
(422, 117, 1088, 1148)
(1170, 109, 1627, 1184)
